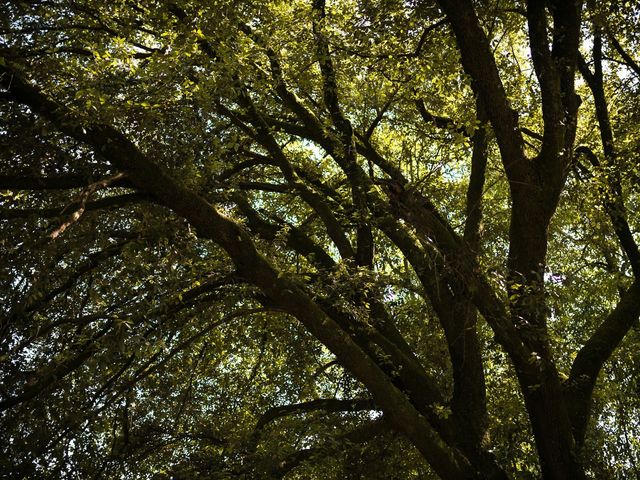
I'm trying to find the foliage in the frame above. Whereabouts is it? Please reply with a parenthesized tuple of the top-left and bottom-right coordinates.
(1, 0, 639, 478)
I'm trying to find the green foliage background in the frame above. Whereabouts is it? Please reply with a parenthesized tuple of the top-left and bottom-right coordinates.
(1, 0, 639, 478)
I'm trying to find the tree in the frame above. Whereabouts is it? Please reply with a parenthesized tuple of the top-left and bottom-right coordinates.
(1, 0, 639, 478)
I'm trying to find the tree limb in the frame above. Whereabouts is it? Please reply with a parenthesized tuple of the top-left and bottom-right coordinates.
(1, 62, 478, 480)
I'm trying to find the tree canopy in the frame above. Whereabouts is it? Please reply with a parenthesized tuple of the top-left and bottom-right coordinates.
(1, 0, 639, 478)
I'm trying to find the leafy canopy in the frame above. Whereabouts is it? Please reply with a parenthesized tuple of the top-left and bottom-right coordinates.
(1, 0, 639, 478)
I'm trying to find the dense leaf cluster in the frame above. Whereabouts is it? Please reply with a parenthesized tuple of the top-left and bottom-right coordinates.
(1, 1, 639, 478)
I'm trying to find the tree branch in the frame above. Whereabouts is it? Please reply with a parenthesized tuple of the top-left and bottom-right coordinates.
(310, 1, 373, 267)
(606, 31, 640, 78)
(566, 280, 640, 445)
(253, 397, 376, 436)
(1, 62, 477, 479)
(436, 0, 528, 184)
(577, 43, 640, 277)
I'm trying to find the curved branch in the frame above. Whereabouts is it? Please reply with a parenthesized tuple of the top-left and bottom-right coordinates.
(566, 280, 640, 445)
(233, 193, 336, 270)
(254, 397, 376, 435)
(1, 62, 477, 480)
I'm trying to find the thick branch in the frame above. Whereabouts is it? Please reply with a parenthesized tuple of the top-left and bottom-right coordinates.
(463, 105, 488, 249)
(416, 99, 469, 136)
(566, 280, 640, 445)
(607, 31, 640, 78)
(1, 63, 477, 479)
(526, 1, 564, 165)
(436, 0, 528, 184)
